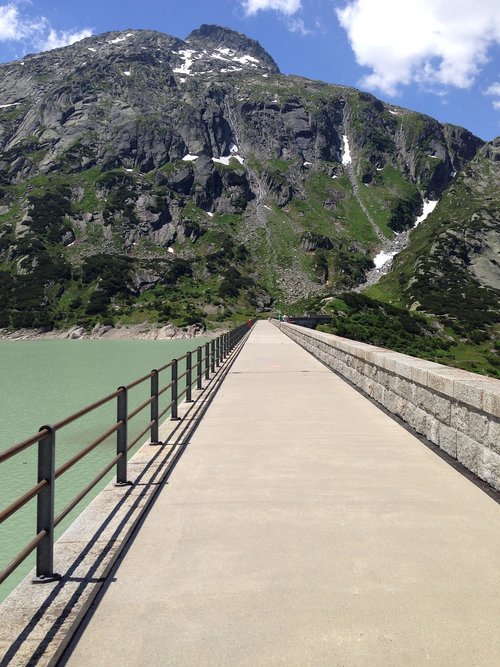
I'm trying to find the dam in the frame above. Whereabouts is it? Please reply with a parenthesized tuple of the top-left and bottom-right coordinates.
(1, 320, 499, 666)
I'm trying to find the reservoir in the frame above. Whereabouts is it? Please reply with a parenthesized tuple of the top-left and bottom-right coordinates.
(0, 337, 208, 602)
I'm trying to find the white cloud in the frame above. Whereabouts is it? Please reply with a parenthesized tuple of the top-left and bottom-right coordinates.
(287, 17, 312, 35)
(336, 0, 500, 95)
(314, 17, 327, 35)
(0, 3, 46, 41)
(241, 0, 301, 16)
(241, 0, 319, 35)
(0, 3, 92, 54)
(485, 83, 500, 97)
(485, 82, 500, 112)
(39, 28, 93, 52)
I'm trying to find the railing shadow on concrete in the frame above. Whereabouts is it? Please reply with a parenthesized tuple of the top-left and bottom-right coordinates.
(0, 322, 255, 666)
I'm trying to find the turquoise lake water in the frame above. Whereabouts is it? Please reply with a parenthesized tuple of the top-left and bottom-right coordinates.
(0, 338, 207, 602)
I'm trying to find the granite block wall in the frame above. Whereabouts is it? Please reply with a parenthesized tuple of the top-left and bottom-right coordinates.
(277, 321, 500, 491)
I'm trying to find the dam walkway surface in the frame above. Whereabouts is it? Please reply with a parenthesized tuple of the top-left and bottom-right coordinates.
(64, 321, 500, 666)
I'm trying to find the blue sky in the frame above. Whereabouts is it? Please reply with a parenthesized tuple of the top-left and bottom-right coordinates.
(0, 0, 499, 141)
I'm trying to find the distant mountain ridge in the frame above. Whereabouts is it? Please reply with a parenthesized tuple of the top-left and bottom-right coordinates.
(0, 25, 496, 352)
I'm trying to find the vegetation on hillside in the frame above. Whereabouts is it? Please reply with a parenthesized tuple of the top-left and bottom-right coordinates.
(363, 143, 500, 375)
(289, 292, 500, 378)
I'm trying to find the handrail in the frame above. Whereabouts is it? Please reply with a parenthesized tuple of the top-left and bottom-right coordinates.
(0, 531, 47, 585)
(0, 480, 48, 525)
(54, 421, 123, 479)
(127, 421, 154, 452)
(0, 429, 49, 464)
(125, 371, 154, 392)
(0, 320, 256, 587)
(128, 395, 155, 422)
(54, 454, 123, 527)
(158, 400, 175, 421)
(53, 389, 123, 431)
(158, 381, 174, 397)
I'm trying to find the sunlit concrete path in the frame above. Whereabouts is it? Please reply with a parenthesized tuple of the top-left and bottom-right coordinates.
(64, 321, 500, 666)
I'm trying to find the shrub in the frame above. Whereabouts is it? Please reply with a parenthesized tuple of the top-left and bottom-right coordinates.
(388, 191, 422, 232)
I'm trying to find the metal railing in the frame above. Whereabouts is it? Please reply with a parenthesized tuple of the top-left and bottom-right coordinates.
(0, 320, 254, 587)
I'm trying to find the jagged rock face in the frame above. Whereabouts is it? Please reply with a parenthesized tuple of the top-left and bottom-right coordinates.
(343, 93, 481, 198)
(185, 24, 280, 74)
(0, 26, 279, 180)
(484, 136, 500, 162)
(0, 25, 492, 331)
(0, 27, 481, 186)
(377, 137, 500, 336)
(438, 140, 500, 292)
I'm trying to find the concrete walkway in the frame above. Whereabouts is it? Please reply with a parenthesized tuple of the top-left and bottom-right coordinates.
(65, 322, 500, 666)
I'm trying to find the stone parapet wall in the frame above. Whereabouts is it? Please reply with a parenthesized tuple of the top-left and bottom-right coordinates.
(276, 321, 500, 491)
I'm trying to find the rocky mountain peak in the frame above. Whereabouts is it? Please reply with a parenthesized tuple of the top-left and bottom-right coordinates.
(185, 24, 280, 75)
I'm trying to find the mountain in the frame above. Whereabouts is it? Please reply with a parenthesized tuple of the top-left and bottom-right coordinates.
(297, 137, 499, 377)
(362, 137, 500, 370)
(0, 25, 492, 337)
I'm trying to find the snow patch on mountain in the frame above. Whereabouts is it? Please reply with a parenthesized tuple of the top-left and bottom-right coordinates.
(109, 35, 130, 45)
(212, 154, 244, 166)
(415, 199, 438, 227)
(173, 49, 197, 75)
(172, 47, 261, 76)
(170, 38, 269, 78)
(368, 198, 440, 280)
(233, 54, 259, 66)
(373, 251, 397, 269)
(341, 135, 352, 165)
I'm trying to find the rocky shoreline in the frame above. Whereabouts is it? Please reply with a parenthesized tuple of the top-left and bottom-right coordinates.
(0, 322, 215, 341)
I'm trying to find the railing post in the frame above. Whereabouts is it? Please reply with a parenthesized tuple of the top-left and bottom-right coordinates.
(150, 370, 161, 445)
(116, 387, 129, 485)
(216, 336, 220, 366)
(205, 342, 210, 380)
(197, 346, 203, 389)
(211, 340, 215, 373)
(34, 425, 59, 582)
(186, 351, 193, 402)
(171, 359, 180, 420)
